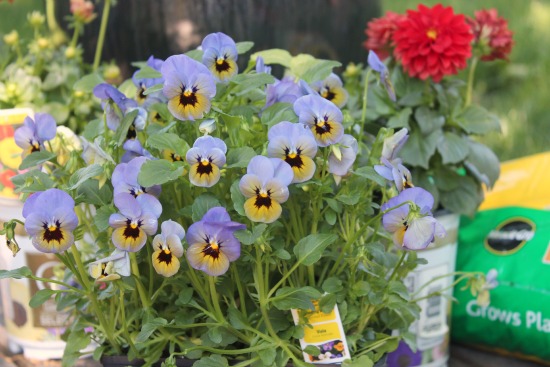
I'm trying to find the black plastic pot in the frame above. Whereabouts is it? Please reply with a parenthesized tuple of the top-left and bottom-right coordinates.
(101, 355, 387, 367)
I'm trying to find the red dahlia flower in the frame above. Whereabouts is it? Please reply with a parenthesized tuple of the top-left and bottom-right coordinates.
(363, 11, 405, 60)
(393, 4, 474, 83)
(467, 9, 513, 61)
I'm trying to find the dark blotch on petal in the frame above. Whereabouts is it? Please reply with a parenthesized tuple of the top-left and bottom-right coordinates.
(215, 60, 231, 72)
(42, 222, 64, 243)
(157, 250, 173, 265)
(254, 195, 272, 209)
(202, 244, 221, 259)
(123, 221, 141, 239)
(196, 162, 214, 176)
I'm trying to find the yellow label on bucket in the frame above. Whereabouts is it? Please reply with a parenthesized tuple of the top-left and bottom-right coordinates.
(0, 108, 33, 200)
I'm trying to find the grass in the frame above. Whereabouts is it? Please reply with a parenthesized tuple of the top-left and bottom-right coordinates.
(383, 0, 550, 161)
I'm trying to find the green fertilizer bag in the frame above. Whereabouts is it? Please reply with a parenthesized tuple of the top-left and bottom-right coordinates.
(452, 152, 550, 364)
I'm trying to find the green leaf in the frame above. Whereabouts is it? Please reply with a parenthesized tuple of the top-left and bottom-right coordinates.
(466, 140, 500, 188)
(147, 132, 189, 157)
(81, 118, 104, 140)
(114, 109, 139, 146)
(136, 318, 168, 343)
(226, 147, 256, 168)
(304, 345, 321, 357)
(134, 65, 162, 79)
(68, 164, 103, 190)
(234, 224, 267, 245)
(324, 209, 337, 226)
(439, 175, 482, 216)
(29, 289, 57, 308)
(62, 330, 91, 367)
(143, 83, 164, 96)
(252, 49, 292, 68)
(352, 166, 386, 186)
(293, 233, 338, 266)
(318, 293, 337, 314)
(322, 277, 343, 293)
(175, 287, 193, 305)
(236, 41, 254, 54)
(230, 180, 246, 216)
(92, 346, 106, 361)
(0, 267, 32, 279)
(436, 132, 469, 164)
(191, 194, 221, 222)
(400, 128, 441, 169)
(258, 343, 277, 365)
(271, 286, 321, 310)
(192, 355, 229, 367)
(228, 306, 249, 330)
(389, 280, 410, 300)
(387, 108, 412, 129)
(207, 327, 222, 344)
(76, 179, 112, 206)
(414, 106, 445, 135)
(138, 159, 184, 187)
(73, 73, 104, 93)
(118, 79, 138, 98)
(456, 105, 500, 135)
(19, 151, 57, 170)
(185, 49, 204, 62)
(290, 54, 341, 83)
(42, 102, 69, 123)
(343, 355, 374, 367)
(260, 102, 297, 128)
(11, 170, 54, 193)
(231, 73, 275, 96)
(94, 205, 116, 232)
(352, 281, 371, 297)
(335, 193, 360, 206)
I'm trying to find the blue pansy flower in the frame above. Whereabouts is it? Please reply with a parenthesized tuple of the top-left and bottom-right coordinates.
(133, 55, 166, 107)
(368, 50, 396, 102)
(112, 156, 161, 198)
(14, 113, 57, 156)
(185, 136, 227, 187)
(201, 32, 239, 82)
(93, 83, 138, 131)
(293, 94, 344, 147)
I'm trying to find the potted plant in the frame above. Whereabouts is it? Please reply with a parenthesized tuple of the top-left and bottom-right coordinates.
(347, 4, 513, 366)
(0, 20, 482, 365)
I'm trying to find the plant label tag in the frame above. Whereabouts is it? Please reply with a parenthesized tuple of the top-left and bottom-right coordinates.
(291, 301, 351, 364)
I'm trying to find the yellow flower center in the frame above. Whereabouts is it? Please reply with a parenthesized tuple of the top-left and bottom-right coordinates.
(48, 225, 57, 232)
(317, 120, 325, 127)
(426, 29, 438, 40)
(130, 223, 138, 229)
(201, 159, 210, 166)
(210, 242, 219, 251)
(259, 191, 269, 198)
(163, 249, 171, 255)
(216, 58, 225, 65)
(183, 90, 193, 97)
(288, 152, 297, 159)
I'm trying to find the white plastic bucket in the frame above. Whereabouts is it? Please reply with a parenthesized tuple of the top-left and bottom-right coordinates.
(387, 212, 460, 367)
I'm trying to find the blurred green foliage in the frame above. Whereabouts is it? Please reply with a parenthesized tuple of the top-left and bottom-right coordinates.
(383, 0, 550, 160)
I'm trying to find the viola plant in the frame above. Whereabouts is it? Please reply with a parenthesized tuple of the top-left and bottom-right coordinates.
(0, 29, 485, 367)
(354, 4, 513, 216)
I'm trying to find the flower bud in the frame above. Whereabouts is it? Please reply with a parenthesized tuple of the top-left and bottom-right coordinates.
(70, 0, 96, 23)
(103, 64, 121, 83)
(37, 37, 50, 50)
(27, 11, 45, 27)
(343, 63, 360, 78)
(199, 119, 216, 135)
(3, 30, 19, 46)
(65, 46, 76, 59)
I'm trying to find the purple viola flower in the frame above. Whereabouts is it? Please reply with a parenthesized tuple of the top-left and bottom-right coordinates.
(185, 135, 227, 187)
(374, 129, 413, 191)
(328, 134, 358, 176)
(267, 121, 317, 183)
(133, 55, 166, 107)
(112, 156, 161, 198)
(265, 77, 305, 109)
(121, 139, 154, 163)
(186, 207, 245, 276)
(387, 341, 422, 367)
(255, 56, 271, 75)
(93, 83, 138, 131)
(14, 113, 56, 156)
(161, 54, 216, 121)
(293, 94, 344, 147)
(312, 73, 349, 108)
(368, 50, 396, 102)
(201, 32, 238, 82)
(381, 187, 445, 250)
(89, 249, 130, 282)
(22, 189, 78, 253)
(109, 193, 162, 252)
(152, 220, 186, 277)
(239, 156, 293, 223)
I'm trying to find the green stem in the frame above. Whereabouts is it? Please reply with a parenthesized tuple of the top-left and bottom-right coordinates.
(360, 69, 373, 127)
(118, 286, 138, 356)
(231, 266, 248, 318)
(69, 246, 121, 354)
(208, 276, 225, 321)
(69, 23, 82, 49)
(93, 0, 111, 70)
(388, 251, 407, 282)
(45, 0, 60, 32)
(129, 252, 151, 309)
(465, 56, 479, 107)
